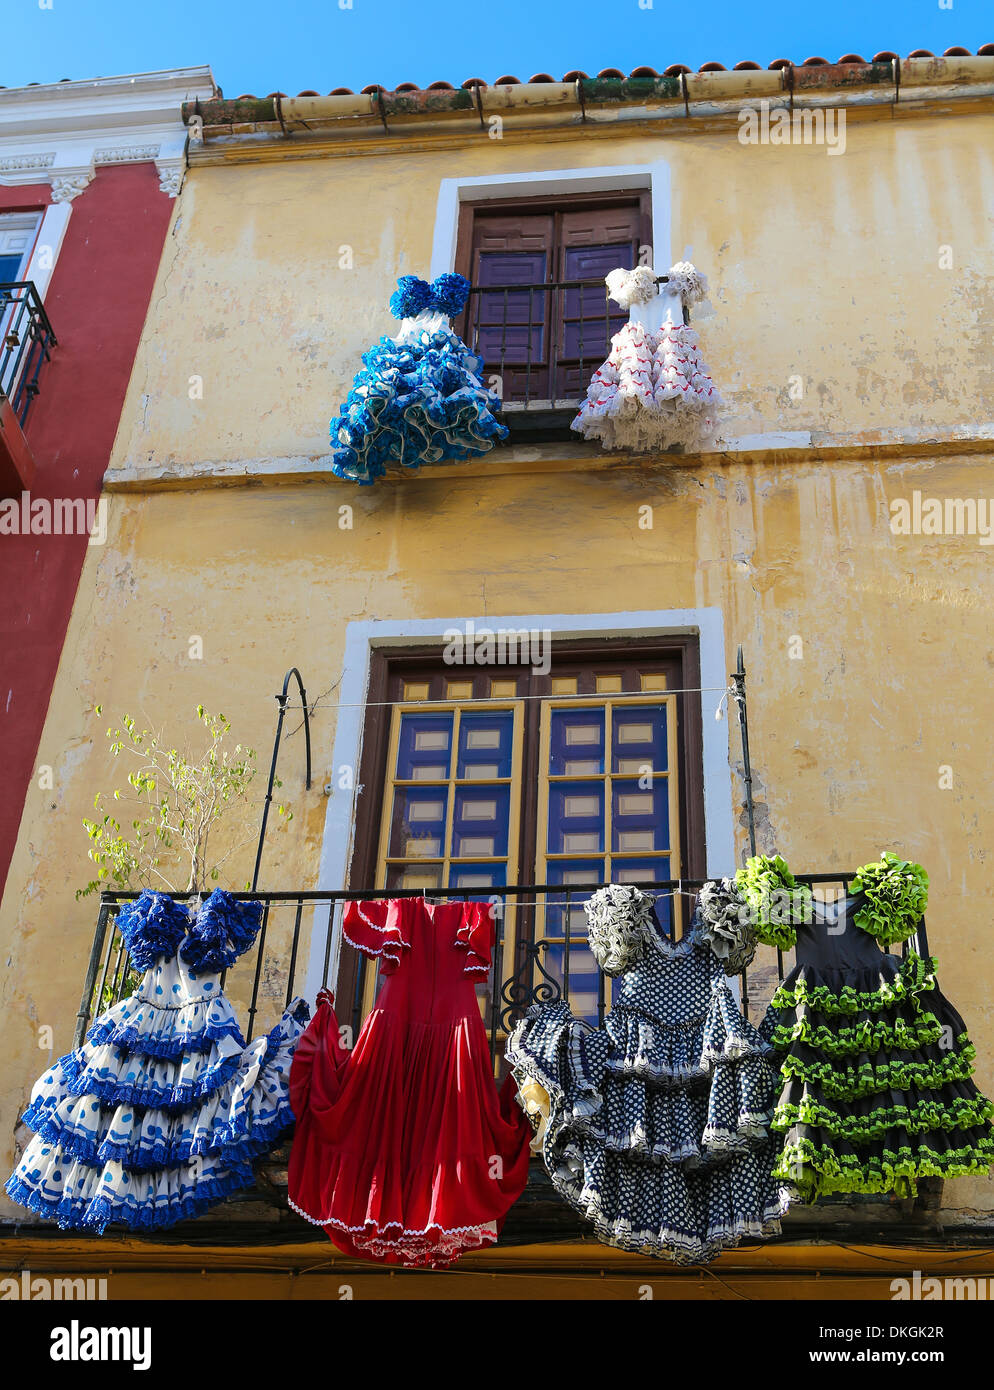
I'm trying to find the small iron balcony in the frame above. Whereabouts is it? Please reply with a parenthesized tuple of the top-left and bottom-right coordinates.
(0, 281, 57, 428)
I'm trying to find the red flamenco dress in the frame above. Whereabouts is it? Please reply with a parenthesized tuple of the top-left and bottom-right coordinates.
(287, 899, 532, 1265)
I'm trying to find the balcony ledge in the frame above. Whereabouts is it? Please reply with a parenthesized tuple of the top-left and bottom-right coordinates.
(101, 420, 994, 494)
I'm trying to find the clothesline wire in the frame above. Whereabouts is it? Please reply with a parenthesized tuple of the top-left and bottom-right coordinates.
(270, 684, 736, 715)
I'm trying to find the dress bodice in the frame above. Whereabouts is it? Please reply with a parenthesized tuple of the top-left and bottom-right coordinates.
(609, 928, 717, 1026)
(791, 895, 900, 974)
(342, 898, 492, 1024)
(629, 285, 684, 333)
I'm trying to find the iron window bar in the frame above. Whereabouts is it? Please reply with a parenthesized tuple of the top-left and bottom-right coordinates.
(0, 281, 57, 427)
(465, 273, 683, 410)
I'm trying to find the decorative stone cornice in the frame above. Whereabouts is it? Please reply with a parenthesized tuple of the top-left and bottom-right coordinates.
(50, 171, 94, 203)
(94, 144, 161, 164)
(0, 66, 216, 195)
(0, 152, 56, 174)
(156, 163, 183, 197)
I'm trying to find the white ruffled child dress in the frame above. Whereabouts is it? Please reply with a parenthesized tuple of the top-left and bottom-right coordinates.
(6, 889, 309, 1232)
(572, 263, 721, 453)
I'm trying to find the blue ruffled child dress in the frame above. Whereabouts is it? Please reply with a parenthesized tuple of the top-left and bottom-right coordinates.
(506, 885, 789, 1263)
(6, 889, 309, 1232)
(330, 273, 508, 484)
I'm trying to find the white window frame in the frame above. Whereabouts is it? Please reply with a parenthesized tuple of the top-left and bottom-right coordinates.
(305, 605, 734, 1001)
(429, 161, 673, 281)
(0, 211, 43, 281)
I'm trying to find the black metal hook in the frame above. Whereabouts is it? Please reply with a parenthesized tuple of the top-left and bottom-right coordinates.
(251, 668, 312, 892)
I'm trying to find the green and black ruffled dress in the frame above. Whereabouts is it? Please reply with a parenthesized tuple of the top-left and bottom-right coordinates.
(766, 895, 994, 1201)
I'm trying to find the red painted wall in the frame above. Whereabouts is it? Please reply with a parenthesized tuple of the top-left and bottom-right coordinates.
(0, 163, 173, 898)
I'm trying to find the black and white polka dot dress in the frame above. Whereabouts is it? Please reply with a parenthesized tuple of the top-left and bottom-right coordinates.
(505, 886, 789, 1263)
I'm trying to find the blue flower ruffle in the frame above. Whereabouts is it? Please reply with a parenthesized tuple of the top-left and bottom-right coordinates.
(180, 889, 264, 973)
(116, 890, 190, 972)
(331, 322, 508, 485)
(389, 273, 471, 320)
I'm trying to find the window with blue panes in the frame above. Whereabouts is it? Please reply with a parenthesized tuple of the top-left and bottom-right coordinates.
(538, 694, 680, 1021)
(352, 650, 703, 1032)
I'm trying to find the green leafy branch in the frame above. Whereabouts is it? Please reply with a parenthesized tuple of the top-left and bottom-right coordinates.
(77, 704, 292, 900)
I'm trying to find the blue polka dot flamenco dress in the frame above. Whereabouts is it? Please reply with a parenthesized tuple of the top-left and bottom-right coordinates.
(505, 885, 790, 1264)
(330, 273, 508, 484)
(6, 889, 309, 1232)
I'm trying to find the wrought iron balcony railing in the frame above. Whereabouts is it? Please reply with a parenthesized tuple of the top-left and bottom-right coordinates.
(75, 875, 882, 1061)
(0, 281, 57, 427)
(463, 278, 622, 413)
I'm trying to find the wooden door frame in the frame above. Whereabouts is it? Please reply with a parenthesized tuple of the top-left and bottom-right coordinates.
(337, 634, 706, 1036)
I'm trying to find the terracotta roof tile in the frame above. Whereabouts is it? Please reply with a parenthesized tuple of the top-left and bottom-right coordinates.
(217, 48, 994, 101)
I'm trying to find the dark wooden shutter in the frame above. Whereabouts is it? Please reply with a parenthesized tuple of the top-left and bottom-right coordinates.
(465, 212, 555, 401)
(457, 194, 649, 403)
(556, 204, 641, 399)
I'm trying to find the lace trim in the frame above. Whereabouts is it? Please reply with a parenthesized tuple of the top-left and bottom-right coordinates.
(286, 1196, 499, 1245)
(547, 1160, 788, 1263)
(773, 1093, 994, 1141)
(341, 928, 410, 963)
(773, 1135, 994, 1201)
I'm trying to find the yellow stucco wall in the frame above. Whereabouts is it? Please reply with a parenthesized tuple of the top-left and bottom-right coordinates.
(3, 104, 994, 1227)
(113, 108, 994, 470)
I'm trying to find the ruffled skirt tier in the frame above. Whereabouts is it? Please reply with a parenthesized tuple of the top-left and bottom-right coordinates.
(330, 328, 508, 484)
(768, 951, 994, 1199)
(7, 990, 308, 1231)
(572, 321, 722, 452)
(506, 981, 789, 1263)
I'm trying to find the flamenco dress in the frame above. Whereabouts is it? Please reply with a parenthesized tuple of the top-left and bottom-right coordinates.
(6, 889, 308, 1231)
(287, 898, 532, 1266)
(505, 885, 789, 1263)
(767, 894, 994, 1200)
(330, 273, 508, 484)
(572, 262, 721, 453)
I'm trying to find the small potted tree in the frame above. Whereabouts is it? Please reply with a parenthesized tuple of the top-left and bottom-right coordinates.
(78, 703, 291, 1002)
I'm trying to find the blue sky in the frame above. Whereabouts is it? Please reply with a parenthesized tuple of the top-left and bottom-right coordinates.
(2, 0, 990, 95)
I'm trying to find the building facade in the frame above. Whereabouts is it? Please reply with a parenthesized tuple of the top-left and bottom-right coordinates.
(2, 50, 994, 1297)
(0, 66, 217, 897)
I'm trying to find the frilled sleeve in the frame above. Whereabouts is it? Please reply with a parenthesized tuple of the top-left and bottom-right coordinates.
(341, 899, 412, 975)
(454, 900, 494, 975)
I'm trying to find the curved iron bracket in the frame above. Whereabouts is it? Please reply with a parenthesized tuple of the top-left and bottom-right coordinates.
(251, 668, 312, 891)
